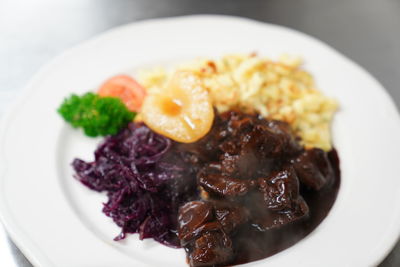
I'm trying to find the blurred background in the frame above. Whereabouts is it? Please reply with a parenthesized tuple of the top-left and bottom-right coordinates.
(1, 0, 399, 266)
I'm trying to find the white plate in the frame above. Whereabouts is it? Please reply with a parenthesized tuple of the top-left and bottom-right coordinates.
(1, 15, 400, 267)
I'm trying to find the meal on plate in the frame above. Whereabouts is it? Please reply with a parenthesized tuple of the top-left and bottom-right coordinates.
(58, 53, 341, 267)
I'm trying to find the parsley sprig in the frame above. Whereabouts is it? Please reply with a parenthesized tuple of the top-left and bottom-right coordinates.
(58, 92, 135, 137)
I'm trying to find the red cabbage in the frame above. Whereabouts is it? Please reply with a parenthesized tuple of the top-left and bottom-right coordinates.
(72, 123, 197, 247)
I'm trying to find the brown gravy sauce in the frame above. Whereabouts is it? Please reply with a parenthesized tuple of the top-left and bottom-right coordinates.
(232, 149, 340, 265)
(173, 111, 341, 267)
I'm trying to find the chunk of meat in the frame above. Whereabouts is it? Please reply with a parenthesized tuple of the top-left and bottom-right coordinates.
(178, 201, 214, 245)
(292, 148, 334, 190)
(219, 154, 239, 175)
(218, 152, 261, 178)
(235, 119, 301, 159)
(178, 199, 247, 244)
(214, 201, 248, 233)
(258, 167, 300, 211)
(178, 201, 240, 267)
(189, 231, 233, 267)
(219, 140, 240, 154)
(251, 196, 309, 231)
(240, 167, 310, 231)
(198, 172, 250, 197)
(265, 120, 302, 156)
(217, 111, 301, 159)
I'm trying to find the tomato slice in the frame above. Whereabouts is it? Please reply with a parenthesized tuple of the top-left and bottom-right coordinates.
(98, 75, 146, 112)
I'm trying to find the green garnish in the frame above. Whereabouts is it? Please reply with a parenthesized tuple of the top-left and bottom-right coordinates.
(58, 92, 136, 137)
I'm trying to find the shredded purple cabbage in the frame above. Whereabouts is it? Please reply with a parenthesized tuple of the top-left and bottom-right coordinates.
(72, 123, 196, 247)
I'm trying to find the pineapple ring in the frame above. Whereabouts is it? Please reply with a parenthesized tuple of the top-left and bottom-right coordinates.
(142, 71, 214, 143)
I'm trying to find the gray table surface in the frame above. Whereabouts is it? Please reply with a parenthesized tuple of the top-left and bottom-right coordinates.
(1, 0, 400, 266)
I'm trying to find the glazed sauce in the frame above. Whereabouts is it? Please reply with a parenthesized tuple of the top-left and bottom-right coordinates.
(175, 111, 341, 267)
(232, 149, 340, 265)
